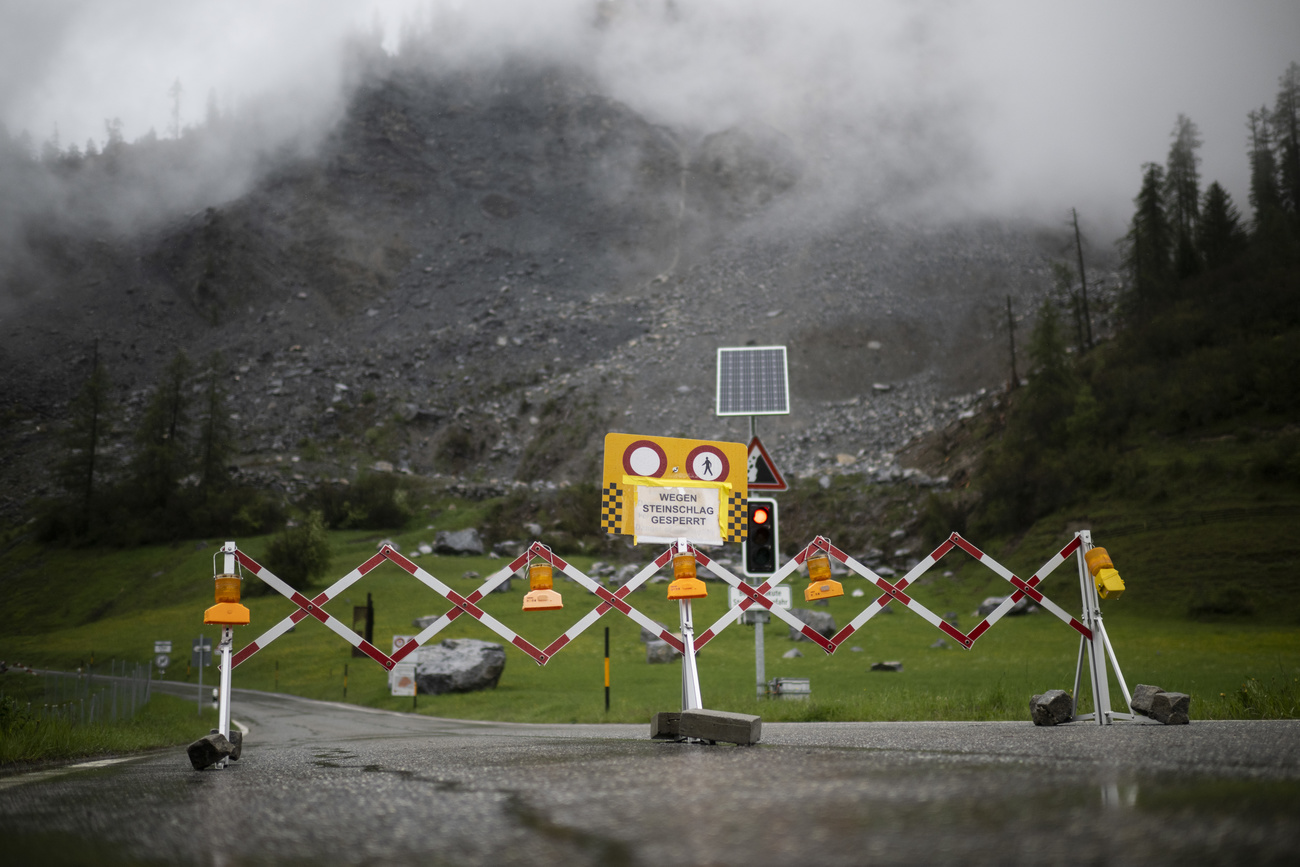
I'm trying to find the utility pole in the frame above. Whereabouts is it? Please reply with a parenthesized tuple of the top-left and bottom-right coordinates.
(1072, 208, 1093, 349)
(1006, 295, 1019, 391)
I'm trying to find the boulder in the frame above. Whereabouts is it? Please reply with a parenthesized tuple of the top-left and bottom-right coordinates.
(646, 640, 681, 664)
(782, 648, 803, 659)
(413, 614, 441, 630)
(492, 540, 526, 558)
(412, 639, 505, 694)
(612, 563, 642, 587)
(186, 732, 233, 770)
(1130, 683, 1163, 716)
(434, 528, 484, 555)
(870, 661, 903, 672)
(1149, 691, 1191, 725)
(788, 608, 836, 641)
(588, 561, 616, 578)
(976, 596, 1037, 618)
(1030, 689, 1074, 726)
(523, 522, 543, 537)
(640, 621, 671, 643)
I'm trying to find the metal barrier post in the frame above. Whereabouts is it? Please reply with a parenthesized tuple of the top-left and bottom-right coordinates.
(679, 597, 702, 711)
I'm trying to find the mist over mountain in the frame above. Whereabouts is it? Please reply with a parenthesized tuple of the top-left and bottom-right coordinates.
(0, 18, 1120, 522)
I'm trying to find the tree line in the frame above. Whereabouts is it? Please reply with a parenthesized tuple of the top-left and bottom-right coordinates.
(40, 348, 282, 546)
(966, 62, 1300, 536)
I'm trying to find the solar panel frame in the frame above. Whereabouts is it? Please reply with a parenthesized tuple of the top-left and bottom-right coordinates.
(715, 346, 791, 416)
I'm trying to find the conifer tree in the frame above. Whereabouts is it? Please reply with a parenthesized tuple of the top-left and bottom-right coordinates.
(57, 344, 116, 534)
(1197, 181, 1247, 271)
(1248, 108, 1284, 226)
(196, 353, 234, 496)
(1275, 62, 1300, 227)
(1123, 163, 1173, 317)
(1165, 114, 1203, 277)
(130, 351, 193, 510)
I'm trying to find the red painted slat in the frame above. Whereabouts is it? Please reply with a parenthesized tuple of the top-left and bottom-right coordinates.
(1059, 536, 1082, 559)
(391, 640, 418, 662)
(931, 539, 955, 560)
(383, 549, 419, 575)
(693, 629, 715, 652)
(290, 609, 309, 624)
(939, 620, 969, 647)
(801, 625, 833, 652)
(1070, 618, 1093, 640)
(543, 634, 572, 657)
(359, 551, 389, 575)
(357, 640, 394, 669)
(231, 642, 259, 668)
(662, 633, 685, 653)
(512, 635, 546, 664)
(966, 620, 990, 644)
(831, 625, 856, 645)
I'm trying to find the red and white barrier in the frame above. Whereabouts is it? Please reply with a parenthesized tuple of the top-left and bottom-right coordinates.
(218, 528, 1132, 725)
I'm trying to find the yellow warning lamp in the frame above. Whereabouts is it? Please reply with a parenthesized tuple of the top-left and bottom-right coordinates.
(522, 561, 563, 611)
(666, 551, 708, 600)
(204, 573, 250, 626)
(1085, 547, 1126, 600)
(804, 553, 844, 602)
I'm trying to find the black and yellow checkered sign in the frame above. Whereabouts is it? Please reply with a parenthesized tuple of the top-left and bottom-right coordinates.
(601, 433, 748, 545)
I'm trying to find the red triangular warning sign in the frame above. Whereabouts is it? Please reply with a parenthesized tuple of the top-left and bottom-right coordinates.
(747, 436, 787, 491)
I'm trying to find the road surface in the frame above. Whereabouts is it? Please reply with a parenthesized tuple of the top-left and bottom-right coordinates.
(2, 684, 1297, 865)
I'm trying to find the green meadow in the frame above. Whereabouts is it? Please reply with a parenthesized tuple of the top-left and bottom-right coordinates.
(3, 517, 1296, 728)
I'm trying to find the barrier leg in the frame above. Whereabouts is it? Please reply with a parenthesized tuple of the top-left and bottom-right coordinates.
(216, 625, 233, 768)
(1077, 531, 1113, 724)
(679, 599, 702, 711)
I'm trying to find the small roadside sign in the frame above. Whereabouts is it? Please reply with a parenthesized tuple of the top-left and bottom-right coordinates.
(155, 654, 171, 670)
(727, 585, 792, 611)
(390, 662, 417, 697)
(747, 436, 788, 491)
(602, 433, 748, 546)
(154, 640, 173, 654)
(192, 637, 212, 667)
(392, 635, 415, 655)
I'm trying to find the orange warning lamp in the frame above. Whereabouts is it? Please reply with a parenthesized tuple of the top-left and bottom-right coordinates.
(522, 561, 563, 611)
(204, 571, 250, 626)
(1085, 547, 1125, 600)
(804, 554, 844, 602)
(666, 551, 707, 600)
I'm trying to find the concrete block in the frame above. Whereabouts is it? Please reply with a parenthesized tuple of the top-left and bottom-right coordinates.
(187, 733, 233, 770)
(1131, 683, 1163, 716)
(1030, 690, 1073, 726)
(679, 708, 762, 746)
(650, 711, 680, 739)
(210, 729, 243, 761)
(1150, 691, 1190, 725)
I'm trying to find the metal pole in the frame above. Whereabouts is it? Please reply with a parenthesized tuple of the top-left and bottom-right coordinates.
(604, 627, 610, 712)
(197, 639, 204, 716)
(1077, 531, 1112, 725)
(679, 598, 702, 711)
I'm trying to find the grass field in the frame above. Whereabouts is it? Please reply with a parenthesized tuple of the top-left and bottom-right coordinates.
(0, 678, 219, 767)
(2, 518, 1296, 726)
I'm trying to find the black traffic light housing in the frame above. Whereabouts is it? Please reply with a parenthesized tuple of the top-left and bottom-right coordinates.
(743, 498, 779, 577)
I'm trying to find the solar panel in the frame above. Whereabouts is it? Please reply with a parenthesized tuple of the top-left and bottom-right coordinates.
(715, 346, 790, 416)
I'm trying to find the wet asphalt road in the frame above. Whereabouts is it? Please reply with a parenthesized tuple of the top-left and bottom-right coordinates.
(2, 684, 1298, 866)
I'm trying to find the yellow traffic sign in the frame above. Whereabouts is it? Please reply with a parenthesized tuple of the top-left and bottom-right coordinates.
(601, 433, 748, 546)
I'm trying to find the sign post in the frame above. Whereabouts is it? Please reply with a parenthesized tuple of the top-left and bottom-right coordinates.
(728, 585, 791, 697)
(602, 432, 748, 712)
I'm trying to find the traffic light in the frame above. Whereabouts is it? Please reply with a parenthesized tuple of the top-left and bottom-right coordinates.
(743, 498, 779, 577)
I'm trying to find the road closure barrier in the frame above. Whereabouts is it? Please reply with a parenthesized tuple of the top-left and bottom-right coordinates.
(207, 527, 1133, 738)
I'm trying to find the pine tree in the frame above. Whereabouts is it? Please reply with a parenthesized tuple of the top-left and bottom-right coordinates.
(196, 353, 234, 496)
(130, 351, 194, 510)
(1197, 181, 1247, 271)
(57, 345, 116, 535)
(1248, 108, 1284, 224)
(1165, 114, 1203, 277)
(1123, 163, 1173, 318)
(1275, 62, 1300, 227)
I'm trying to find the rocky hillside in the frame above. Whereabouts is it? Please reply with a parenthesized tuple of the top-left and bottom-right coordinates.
(0, 54, 1118, 519)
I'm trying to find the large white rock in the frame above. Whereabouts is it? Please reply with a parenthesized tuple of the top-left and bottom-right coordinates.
(412, 638, 505, 694)
(434, 528, 484, 555)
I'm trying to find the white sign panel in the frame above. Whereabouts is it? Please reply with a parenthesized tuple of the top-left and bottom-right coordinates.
(633, 486, 722, 546)
(154, 641, 172, 654)
(390, 663, 417, 697)
(727, 585, 792, 611)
